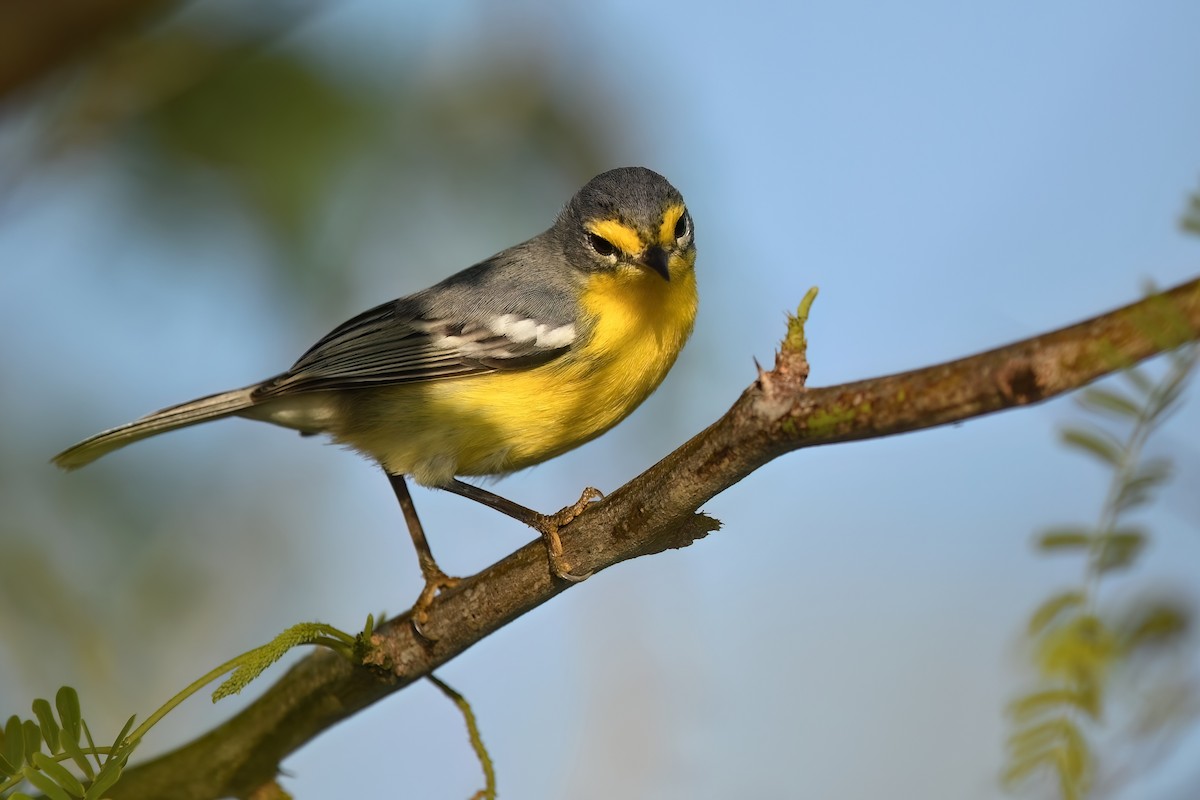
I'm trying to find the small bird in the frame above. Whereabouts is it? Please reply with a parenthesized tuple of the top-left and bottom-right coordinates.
(53, 166, 698, 628)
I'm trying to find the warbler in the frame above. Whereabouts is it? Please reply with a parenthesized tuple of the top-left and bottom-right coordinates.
(53, 166, 698, 627)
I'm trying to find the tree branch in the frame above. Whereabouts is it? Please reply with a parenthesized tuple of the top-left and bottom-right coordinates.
(110, 277, 1200, 800)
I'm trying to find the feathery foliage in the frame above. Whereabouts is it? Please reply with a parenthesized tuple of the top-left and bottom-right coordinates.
(1004, 298, 1198, 800)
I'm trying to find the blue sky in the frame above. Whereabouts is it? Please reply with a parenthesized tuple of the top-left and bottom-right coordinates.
(3, 2, 1200, 798)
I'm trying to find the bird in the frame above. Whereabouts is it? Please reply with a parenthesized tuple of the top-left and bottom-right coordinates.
(53, 166, 698, 630)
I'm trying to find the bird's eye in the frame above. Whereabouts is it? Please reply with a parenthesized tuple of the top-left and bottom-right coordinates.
(674, 210, 691, 242)
(587, 233, 618, 258)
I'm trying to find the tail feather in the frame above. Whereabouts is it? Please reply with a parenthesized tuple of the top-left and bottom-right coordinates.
(52, 386, 259, 471)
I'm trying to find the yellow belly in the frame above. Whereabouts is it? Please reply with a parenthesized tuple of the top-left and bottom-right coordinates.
(330, 257, 697, 485)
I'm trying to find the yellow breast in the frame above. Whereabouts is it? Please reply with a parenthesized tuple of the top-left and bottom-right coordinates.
(339, 253, 697, 485)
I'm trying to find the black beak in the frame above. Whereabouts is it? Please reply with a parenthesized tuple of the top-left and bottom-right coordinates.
(641, 245, 670, 281)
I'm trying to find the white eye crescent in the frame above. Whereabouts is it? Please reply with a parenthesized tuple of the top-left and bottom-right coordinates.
(673, 209, 692, 244)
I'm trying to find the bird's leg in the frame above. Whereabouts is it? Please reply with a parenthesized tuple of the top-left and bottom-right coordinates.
(387, 472, 460, 635)
(444, 479, 602, 582)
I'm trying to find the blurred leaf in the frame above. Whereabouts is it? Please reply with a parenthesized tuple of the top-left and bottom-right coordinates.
(1094, 527, 1147, 573)
(1009, 689, 1086, 722)
(1073, 682, 1101, 718)
(1112, 481, 1155, 514)
(1060, 427, 1124, 466)
(1005, 716, 1092, 797)
(1001, 747, 1054, 788)
(148, 45, 376, 242)
(1056, 718, 1091, 789)
(1093, 529, 1145, 573)
(1151, 366, 1193, 423)
(1122, 365, 1156, 398)
(47, 31, 223, 155)
(1007, 717, 1074, 761)
(1129, 458, 1171, 490)
(1183, 185, 1200, 236)
(1037, 615, 1116, 685)
(1119, 603, 1190, 652)
(1077, 386, 1141, 419)
(1029, 591, 1086, 635)
(1036, 529, 1092, 552)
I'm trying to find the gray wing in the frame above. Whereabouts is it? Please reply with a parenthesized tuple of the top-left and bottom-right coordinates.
(253, 255, 577, 398)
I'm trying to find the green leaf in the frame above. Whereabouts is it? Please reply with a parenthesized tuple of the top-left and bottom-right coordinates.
(84, 756, 127, 800)
(1111, 454, 1172, 513)
(1036, 529, 1092, 552)
(1113, 487, 1152, 513)
(1150, 374, 1190, 420)
(0, 751, 18, 777)
(79, 721, 101, 773)
(54, 689, 81, 747)
(1057, 717, 1091, 786)
(20, 763, 74, 800)
(1008, 718, 1070, 763)
(22, 721, 41, 760)
(1007, 716, 1090, 796)
(1121, 604, 1189, 650)
(1131, 458, 1171, 487)
(1094, 530, 1146, 572)
(1008, 689, 1084, 722)
(58, 728, 94, 782)
(32, 699, 61, 755)
(5, 716, 24, 770)
(105, 716, 137, 765)
(1028, 591, 1086, 635)
(1074, 682, 1102, 718)
(1060, 427, 1124, 466)
(30, 753, 85, 798)
(1078, 386, 1142, 419)
(1037, 615, 1117, 684)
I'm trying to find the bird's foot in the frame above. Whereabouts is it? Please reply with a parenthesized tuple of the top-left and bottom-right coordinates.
(410, 567, 461, 641)
(531, 487, 603, 582)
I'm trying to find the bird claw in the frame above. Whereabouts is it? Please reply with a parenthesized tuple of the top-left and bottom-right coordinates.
(409, 570, 461, 642)
(536, 487, 603, 583)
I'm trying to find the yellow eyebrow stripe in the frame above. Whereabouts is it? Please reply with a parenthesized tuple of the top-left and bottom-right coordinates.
(658, 203, 685, 247)
(586, 219, 644, 255)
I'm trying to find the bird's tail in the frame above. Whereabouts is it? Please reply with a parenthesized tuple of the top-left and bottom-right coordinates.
(52, 386, 259, 471)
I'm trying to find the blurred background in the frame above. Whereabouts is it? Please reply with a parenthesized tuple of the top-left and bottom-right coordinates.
(2, 1, 1200, 798)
